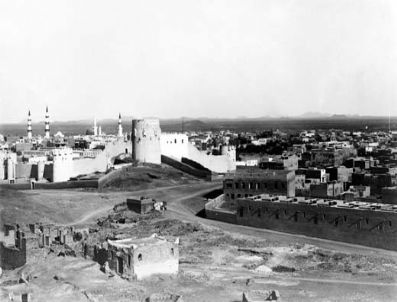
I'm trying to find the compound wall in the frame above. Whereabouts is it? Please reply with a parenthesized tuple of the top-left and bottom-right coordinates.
(236, 199, 397, 251)
(186, 144, 235, 173)
(160, 133, 189, 161)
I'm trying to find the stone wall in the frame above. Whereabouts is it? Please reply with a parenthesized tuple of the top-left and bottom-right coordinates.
(235, 199, 397, 250)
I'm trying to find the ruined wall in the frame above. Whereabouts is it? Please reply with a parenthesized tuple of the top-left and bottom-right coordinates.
(0, 228, 26, 270)
(132, 241, 179, 280)
(235, 199, 397, 250)
(132, 119, 161, 165)
(107, 237, 179, 280)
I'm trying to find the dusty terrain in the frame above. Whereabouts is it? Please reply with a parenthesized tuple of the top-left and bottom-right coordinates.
(1, 180, 397, 301)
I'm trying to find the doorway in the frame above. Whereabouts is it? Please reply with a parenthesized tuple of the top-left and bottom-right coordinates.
(117, 257, 124, 274)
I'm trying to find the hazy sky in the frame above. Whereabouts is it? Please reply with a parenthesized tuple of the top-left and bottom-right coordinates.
(0, 0, 396, 122)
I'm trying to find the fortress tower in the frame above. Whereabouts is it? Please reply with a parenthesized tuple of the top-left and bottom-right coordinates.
(117, 113, 123, 137)
(131, 119, 161, 164)
(44, 106, 50, 139)
(27, 110, 32, 140)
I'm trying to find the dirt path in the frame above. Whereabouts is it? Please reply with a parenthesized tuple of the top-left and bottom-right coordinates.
(64, 182, 220, 226)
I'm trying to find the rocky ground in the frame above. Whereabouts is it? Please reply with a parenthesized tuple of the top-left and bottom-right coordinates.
(1, 179, 397, 301)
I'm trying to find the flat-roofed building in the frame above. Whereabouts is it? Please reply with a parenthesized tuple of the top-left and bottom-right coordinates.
(223, 167, 295, 209)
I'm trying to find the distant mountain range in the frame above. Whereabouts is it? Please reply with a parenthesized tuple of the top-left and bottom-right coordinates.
(3, 113, 396, 126)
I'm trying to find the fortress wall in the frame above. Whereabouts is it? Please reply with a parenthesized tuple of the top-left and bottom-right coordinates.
(161, 155, 211, 180)
(186, 144, 235, 173)
(132, 119, 161, 164)
(15, 163, 34, 179)
(72, 140, 131, 177)
(15, 162, 49, 181)
(43, 163, 53, 181)
(51, 140, 131, 182)
(160, 133, 189, 161)
(236, 199, 397, 250)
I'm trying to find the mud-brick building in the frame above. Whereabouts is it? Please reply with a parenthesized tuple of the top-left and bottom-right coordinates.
(223, 168, 295, 209)
(107, 234, 179, 280)
(126, 197, 155, 214)
(0, 224, 26, 270)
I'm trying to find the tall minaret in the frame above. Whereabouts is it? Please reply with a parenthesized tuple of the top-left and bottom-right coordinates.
(93, 117, 98, 136)
(44, 106, 50, 139)
(117, 113, 123, 137)
(27, 110, 32, 140)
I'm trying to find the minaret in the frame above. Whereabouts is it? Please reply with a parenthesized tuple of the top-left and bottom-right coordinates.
(27, 110, 32, 140)
(44, 106, 50, 139)
(93, 117, 98, 136)
(117, 113, 123, 137)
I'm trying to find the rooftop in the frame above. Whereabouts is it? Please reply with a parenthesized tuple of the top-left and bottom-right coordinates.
(107, 234, 173, 249)
(244, 194, 397, 213)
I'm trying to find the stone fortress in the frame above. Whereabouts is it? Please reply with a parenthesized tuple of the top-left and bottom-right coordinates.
(0, 110, 236, 186)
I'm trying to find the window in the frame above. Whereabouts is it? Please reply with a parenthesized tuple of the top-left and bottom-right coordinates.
(344, 216, 347, 222)
(182, 139, 184, 143)
(128, 255, 131, 267)
(366, 218, 369, 225)
(231, 193, 235, 199)
(171, 248, 175, 255)
(235, 182, 240, 189)
(138, 253, 142, 261)
(174, 139, 177, 143)
(239, 208, 244, 217)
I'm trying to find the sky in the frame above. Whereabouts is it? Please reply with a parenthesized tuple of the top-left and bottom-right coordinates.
(0, 0, 396, 123)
